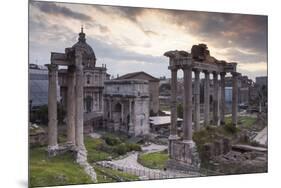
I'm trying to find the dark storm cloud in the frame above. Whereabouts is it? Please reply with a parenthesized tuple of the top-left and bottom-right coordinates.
(163, 10, 267, 55)
(96, 6, 267, 61)
(31, 1, 92, 21)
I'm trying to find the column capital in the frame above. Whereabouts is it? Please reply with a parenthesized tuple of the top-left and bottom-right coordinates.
(220, 72, 226, 77)
(168, 66, 178, 71)
(203, 70, 210, 75)
(182, 65, 193, 70)
(212, 71, 218, 76)
(231, 72, 240, 77)
(193, 68, 201, 74)
(45, 64, 58, 72)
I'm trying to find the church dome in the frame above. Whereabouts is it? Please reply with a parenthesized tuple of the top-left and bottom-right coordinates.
(72, 27, 96, 67)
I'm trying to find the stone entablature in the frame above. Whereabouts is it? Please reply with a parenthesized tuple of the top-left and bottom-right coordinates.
(104, 79, 149, 98)
(58, 67, 106, 88)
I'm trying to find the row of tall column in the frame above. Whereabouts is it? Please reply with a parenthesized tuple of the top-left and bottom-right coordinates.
(169, 67, 238, 141)
(47, 49, 85, 153)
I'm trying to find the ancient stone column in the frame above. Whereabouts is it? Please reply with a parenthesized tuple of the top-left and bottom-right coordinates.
(169, 67, 179, 139)
(108, 100, 112, 120)
(99, 92, 102, 111)
(128, 99, 134, 135)
(213, 72, 219, 126)
(232, 72, 238, 126)
(194, 69, 201, 131)
(75, 49, 85, 151)
(47, 64, 58, 151)
(204, 71, 210, 127)
(220, 72, 226, 125)
(66, 65, 76, 145)
(183, 67, 193, 141)
(121, 102, 124, 123)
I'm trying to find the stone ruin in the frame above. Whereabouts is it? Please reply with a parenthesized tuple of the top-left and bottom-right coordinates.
(45, 27, 97, 182)
(164, 44, 239, 172)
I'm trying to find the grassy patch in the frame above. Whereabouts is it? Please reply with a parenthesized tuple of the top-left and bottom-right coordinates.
(225, 116, 257, 129)
(29, 147, 93, 187)
(84, 136, 112, 163)
(138, 151, 168, 170)
(93, 164, 139, 183)
(239, 116, 257, 129)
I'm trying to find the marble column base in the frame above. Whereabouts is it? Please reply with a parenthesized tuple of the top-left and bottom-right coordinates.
(167, 139, 200, 172)
(76, 147, 88, 164)
(47, 145, 59, 157)
(168, 134, 180, 140)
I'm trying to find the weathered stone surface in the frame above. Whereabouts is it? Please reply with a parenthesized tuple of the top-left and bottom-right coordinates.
(191, 44, 209, 61)
(168, 140, 200, 171)
(222, 138, 231, 154)
(202, 138, 231, 160)
(103, 80, 150, 137)
(214, 140, 223, 156)
(203, 143, 214, 160)
(75, 148, 97, 183)
(29, 126, 47, 147)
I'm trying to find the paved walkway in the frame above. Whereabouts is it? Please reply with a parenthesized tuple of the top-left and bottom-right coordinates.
(253, 126, 268, 146)
(96, 143, 198, 179)
(141, 143, 167, 153)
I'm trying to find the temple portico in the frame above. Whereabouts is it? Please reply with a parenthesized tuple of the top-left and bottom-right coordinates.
(164, 44, 239, 171)
(45, 28, 98, 161)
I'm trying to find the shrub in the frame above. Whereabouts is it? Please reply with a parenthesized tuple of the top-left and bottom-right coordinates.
(127, 143, 142, 152)
(113, 143, 128, 155)
(224, 124, 239, 134)
(103, 135, 121, 146)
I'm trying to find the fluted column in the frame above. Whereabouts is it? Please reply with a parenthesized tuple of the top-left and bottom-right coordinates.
(194, 69, 201, 131)
(220, 72, 226, 125)
(75, 49, 85, 150)
(47, 64, 58, 150)
(66, 65, 76, 145)
(232, 72, 238, 126)
(169, 68, 179, 139)
(183, 67, 193, 141)
(204, 71, 210, 127)
(213, 72, 219, 126)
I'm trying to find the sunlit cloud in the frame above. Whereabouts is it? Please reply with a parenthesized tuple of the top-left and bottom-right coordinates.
(29, 1, 267, 80)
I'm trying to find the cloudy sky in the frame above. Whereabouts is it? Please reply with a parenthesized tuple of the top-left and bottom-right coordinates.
(29, 1, 267, 80)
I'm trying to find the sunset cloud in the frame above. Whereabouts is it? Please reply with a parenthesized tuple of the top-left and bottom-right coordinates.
(29, 1, 267, 80)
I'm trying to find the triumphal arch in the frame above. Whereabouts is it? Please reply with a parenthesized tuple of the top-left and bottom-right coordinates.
(164, 44, 239, 171)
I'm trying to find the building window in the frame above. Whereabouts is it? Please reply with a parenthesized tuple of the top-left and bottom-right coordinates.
(86, 75, 90, 84)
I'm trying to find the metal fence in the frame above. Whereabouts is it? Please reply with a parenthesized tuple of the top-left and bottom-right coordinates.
(96, 161, 197, 180)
